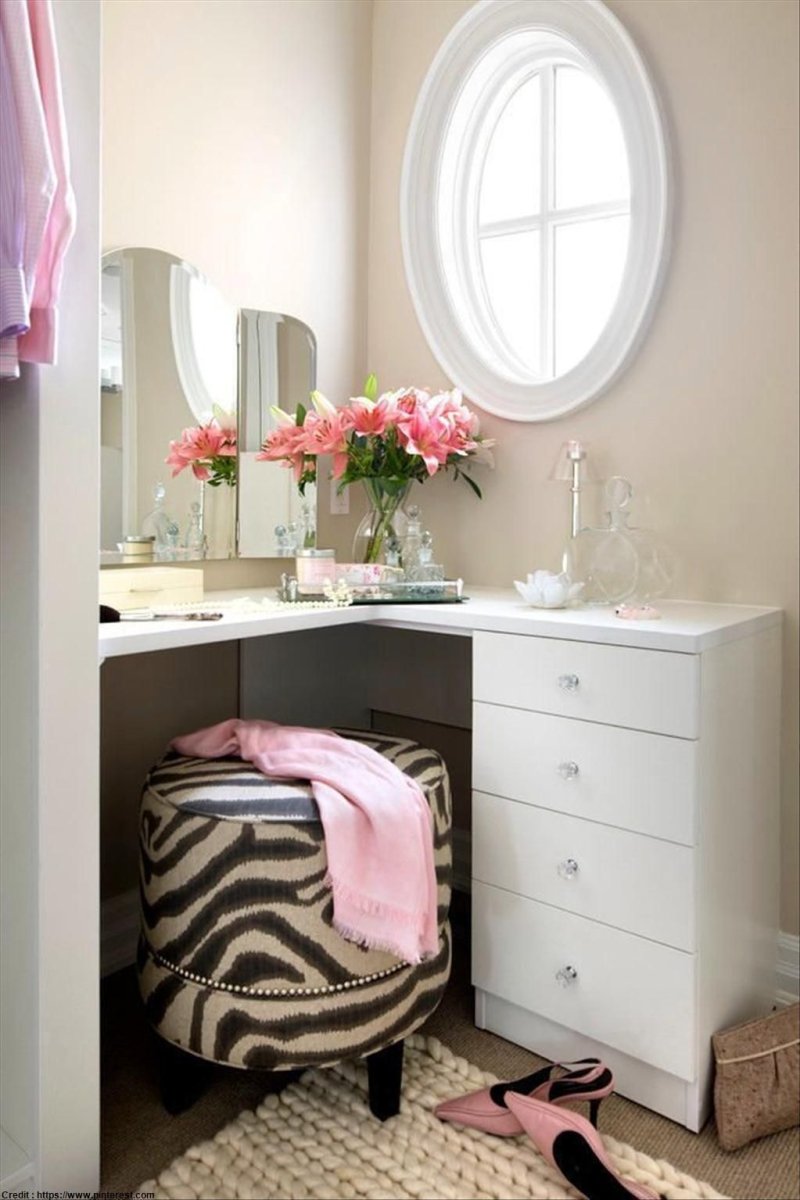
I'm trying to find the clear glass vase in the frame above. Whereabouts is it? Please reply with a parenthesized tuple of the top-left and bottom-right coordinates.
(202, 480, 236, 559)
(352, 478, 411, 563)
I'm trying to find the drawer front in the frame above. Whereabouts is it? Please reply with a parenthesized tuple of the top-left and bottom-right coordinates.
(99, 566, 204, 612)
(472, 881, 696, 1080)
(473, 702, 696, 845)
(473, 632, 699, 738)
(473, 791, 695, 950)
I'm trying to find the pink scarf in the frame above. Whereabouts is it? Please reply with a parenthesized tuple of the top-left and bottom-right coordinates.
(171, 719, 438, 964)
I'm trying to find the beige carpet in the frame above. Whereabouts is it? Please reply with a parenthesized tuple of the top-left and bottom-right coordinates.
(140, 1036, 726, 1199)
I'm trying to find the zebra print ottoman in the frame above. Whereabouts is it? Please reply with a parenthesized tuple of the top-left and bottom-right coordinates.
(137, 729, 452, 1107)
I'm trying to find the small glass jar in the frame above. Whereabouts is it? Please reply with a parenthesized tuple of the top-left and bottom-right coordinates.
(295, 548, 336, 595)
(118, 535, 156, 561)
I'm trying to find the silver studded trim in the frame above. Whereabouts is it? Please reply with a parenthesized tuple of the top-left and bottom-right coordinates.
(147, 946, 409, 998)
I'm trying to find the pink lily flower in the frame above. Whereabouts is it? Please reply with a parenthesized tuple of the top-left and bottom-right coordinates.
(349, 394, 398, 437)
(165, 419, 236, 479)
(395, 406, 452, 476)
(304, 408, 352, 479)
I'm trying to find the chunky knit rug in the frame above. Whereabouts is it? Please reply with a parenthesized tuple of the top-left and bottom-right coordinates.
(141, 1036, 728, 1199)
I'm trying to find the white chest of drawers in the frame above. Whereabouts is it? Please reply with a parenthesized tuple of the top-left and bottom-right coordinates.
(471, 611, 782, 1131)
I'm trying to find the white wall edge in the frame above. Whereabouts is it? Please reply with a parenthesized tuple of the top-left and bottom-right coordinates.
(101, 889, 140, 977)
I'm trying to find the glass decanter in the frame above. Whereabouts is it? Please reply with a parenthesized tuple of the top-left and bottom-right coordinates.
(182, 500, 207, 557)
(405, 529, 445, 583)
(563, 477, 639, 605)
(402, 504, 423, 573)
(564, 477, 677, 607)
(141, 482, 178, 559)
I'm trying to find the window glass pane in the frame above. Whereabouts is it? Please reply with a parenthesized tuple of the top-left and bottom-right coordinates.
(555, 67, 630, 209)
(554, 215, 629, 374)
(480, 230, 541, 375)
(479, 75, 541, 224)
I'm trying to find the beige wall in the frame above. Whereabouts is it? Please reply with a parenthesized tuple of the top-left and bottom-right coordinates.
(367, 0, 800, 933)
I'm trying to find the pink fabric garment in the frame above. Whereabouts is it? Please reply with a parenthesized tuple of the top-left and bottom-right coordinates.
(18, 0, 76, 365)
(171, 720, 439, 964)
(0, 0, 56, 378)
(0, 21, 28, 341)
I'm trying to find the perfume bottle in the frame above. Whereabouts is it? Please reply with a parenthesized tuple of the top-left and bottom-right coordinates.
(141, 483, 178, 559)
(564, 477, 676, 606)
(182, 500, 207, 557)
(385, 534, 403, 569)
(402, 505, 423, 573)
(563, 477, 638, 605)
(406, 529, 445, 582)
(274, 524, 293, 555)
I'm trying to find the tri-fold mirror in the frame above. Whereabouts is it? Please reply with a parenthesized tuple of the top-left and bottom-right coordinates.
(99, 247, 317, 564)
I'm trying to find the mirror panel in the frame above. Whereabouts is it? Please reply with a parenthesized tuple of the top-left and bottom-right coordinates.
(238, 309, 317, 557)
(99, 249, 318, 564)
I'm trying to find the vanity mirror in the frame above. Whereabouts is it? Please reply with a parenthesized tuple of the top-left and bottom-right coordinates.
(99, 247, 317, 564)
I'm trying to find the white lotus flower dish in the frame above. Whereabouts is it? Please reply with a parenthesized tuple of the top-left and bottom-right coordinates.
(514, 570, 583, 609)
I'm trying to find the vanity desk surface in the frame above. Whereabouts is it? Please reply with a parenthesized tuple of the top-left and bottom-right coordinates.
(98, 584, 780, 658)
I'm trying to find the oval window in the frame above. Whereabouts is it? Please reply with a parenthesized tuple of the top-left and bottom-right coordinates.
(401, 0, 670, 421)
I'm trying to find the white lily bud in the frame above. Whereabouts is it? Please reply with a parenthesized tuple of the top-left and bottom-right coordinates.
(270, 405, 296, 426)
(310, 390, 337, 418)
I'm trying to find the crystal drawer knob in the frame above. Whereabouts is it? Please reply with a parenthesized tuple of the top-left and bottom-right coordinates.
(558, 673, 580, 692)
(556, 965, 578, 988)
(557, 857, 579, 880)
(558, 761, 580, 780)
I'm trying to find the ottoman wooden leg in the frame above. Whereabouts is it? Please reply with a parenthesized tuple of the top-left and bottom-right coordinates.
(153, 1035, 212, 1115)
(367, 1039, 404, 1121)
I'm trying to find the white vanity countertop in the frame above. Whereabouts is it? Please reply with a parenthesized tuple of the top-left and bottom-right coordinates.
(98, 585, 781, 660)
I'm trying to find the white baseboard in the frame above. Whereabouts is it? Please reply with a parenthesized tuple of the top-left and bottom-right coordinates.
(101, 888, 140, 977)
(1, 1125, 35, 1191)
(776, 931, 800, 1007)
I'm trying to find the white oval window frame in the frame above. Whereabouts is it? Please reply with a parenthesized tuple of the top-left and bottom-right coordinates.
(400, 0, 671, 422)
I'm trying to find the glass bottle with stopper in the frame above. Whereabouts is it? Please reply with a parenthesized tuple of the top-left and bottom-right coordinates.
(402, 504, 423, 573)
(405, 528, 445, 582)
(564, 476, 675, 606)
(274, 524, 294, 555)
(141, 482, 179, 559)
(563, 477, 638, 605)
(182, 500, 207, 557)
(274, 522, 302, 555)
(385, 534, 403, 569)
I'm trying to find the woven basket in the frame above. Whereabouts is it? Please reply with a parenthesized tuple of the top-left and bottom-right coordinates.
(712, 1002, 799, 1151)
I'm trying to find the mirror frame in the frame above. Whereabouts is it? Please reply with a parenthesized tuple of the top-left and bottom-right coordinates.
(400, 0, 671, 422)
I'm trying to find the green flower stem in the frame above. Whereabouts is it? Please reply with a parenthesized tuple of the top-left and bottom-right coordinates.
(359, 478, 410, 563)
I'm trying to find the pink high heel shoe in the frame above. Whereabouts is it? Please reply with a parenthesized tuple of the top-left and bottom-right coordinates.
(435, 1058, 614, 1137)
(504, 1091, 659, 1200)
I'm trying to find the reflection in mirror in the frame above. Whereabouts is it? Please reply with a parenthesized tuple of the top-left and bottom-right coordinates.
(237, 309, 317, 557)
(100, 247, 238, 563)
